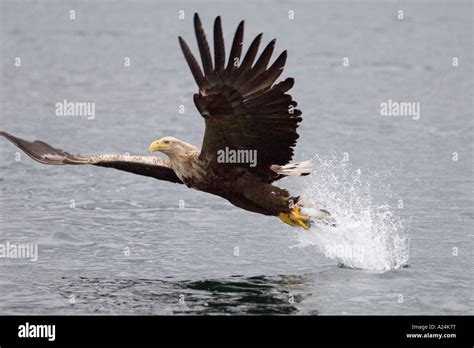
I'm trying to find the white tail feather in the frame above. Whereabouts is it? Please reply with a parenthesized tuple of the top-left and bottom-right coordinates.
(273, 160, 313, 177)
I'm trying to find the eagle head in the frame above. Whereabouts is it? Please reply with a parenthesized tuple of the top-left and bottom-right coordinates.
(149, 136, 197, 158)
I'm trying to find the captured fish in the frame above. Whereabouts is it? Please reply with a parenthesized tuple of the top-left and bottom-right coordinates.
(299, 199, 337, 227)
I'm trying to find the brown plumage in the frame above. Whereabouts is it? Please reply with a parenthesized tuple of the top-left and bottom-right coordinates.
(1, 13, 314, 228)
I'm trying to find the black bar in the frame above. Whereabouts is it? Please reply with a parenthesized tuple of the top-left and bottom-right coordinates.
(0, 315, 472, 346)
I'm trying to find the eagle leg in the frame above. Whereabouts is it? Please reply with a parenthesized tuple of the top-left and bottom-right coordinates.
(278, 205, 311, 230)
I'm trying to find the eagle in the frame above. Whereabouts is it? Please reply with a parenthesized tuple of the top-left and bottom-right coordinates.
(1, 14, 323, 230)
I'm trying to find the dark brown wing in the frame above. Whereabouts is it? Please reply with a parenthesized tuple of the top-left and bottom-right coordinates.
(179, 14, 302, 176)
(0, 131, 183, 184)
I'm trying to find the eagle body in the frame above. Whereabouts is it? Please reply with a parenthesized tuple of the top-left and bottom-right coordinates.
(165, 145, 294, 217)
(1, 13, 319, 229)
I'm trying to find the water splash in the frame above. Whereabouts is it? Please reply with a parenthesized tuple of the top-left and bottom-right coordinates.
(296, 154, 410, 271)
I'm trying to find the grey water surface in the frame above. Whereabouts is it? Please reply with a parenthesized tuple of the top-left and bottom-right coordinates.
(0, 0, 472, 315)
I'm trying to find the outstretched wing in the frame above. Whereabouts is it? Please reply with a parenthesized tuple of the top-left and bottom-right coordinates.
(0, 131, 183, 184)
(179, 14, 302, 173)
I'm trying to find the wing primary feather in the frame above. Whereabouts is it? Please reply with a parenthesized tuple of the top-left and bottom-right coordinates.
(194, 13, 213, 77)
(213, 16, 225, 74)
(239, 33, 262, 71)
(226, 20, 244, 72)
(250, 39, 276, 77)
(178, 36, 205, 88)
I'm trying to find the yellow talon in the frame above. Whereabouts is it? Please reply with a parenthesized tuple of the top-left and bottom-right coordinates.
(278, 213, 298, 227)
(278, 205, 311, 230)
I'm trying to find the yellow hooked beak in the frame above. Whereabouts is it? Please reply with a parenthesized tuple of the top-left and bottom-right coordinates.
(149, 140, 168, 153)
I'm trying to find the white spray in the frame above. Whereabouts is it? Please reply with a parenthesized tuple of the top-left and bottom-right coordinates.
(295, 154, 410, 272)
